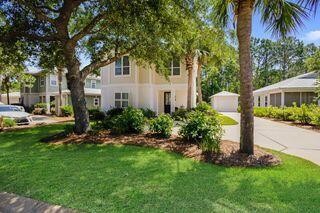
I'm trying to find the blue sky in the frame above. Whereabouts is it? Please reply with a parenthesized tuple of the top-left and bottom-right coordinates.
(252, 11, 320, 44)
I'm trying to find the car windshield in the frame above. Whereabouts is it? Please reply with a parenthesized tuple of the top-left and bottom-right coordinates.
(0, 106, 20, 112)
(0, 106, 13, 112)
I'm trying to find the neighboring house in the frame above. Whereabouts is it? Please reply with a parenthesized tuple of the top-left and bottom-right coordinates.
(253, 72, 320, 107)
(21, 71, 101, 113)
(100, 56, 196, 114)
(0, 92, 21, 104)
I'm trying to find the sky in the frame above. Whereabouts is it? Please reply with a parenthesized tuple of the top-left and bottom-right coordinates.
(252, 11, 320, 44)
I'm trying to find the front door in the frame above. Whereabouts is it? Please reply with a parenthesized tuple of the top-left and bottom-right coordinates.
(164, 92, 171, 114)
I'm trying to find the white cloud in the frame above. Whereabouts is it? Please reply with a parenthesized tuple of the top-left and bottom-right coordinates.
(304, 30, 320, 42)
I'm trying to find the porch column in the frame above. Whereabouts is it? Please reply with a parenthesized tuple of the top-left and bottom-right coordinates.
(45, 95, 50, 114)
(281, 91, 285, 107)
(171, 89, 176, 113)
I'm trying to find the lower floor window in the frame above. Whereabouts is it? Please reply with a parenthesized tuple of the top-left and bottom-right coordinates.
(93, 97, 100, 106)
(115, 92, 129, 108)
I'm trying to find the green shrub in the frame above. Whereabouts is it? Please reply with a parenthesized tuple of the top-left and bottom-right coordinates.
(179, 111, 223, 153)
(140, 108, 156, 119)
(60, 105, 73, 117)
(32, 107, 46, 115)
(3, 118, 16, 127)
(290, 104, 312, 124)
(172, 108, 189, 121)
(195, 102, 217, 116)
(106, 108, 124, 117)
(150, 114, 174, 138)
(34, 102, 47, 109)
(88, 109, 106, 121)
(32, 102, 47, 115)
(111, 107, 145, 134)
(310, 108, 320, 127)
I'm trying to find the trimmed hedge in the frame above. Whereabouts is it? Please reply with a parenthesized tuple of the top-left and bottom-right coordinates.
(254, 104, 320, 127)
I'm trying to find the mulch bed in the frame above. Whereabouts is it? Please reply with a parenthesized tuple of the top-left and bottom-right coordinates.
(42, 130, 281, 167)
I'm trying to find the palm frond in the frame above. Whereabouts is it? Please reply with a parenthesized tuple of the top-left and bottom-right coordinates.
(257, 0, 308, 38)
(211, 0, 234, 28)
(298, 0, 319, 13)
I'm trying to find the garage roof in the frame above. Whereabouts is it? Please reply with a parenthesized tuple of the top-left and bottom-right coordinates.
(209, 91, 240, 98)
(253, 72, 318, 95)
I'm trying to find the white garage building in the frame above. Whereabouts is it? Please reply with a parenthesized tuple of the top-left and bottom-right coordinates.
(210, 91, 239, 112)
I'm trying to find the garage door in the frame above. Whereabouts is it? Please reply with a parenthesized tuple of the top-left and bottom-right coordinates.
(213, 97, 238, 112)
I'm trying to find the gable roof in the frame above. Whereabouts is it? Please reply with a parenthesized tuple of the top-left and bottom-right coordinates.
(253, 72, 318, 94)
(209, 91, 239, 98)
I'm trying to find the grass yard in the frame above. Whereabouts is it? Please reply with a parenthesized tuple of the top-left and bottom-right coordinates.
(0, 124, 319, 212)
(218, 114, 238, 125)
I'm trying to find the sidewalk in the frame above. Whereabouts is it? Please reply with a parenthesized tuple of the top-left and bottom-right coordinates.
(0, 192, 75, 213)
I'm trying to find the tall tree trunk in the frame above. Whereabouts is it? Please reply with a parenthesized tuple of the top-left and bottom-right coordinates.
(4, 77, 10, 105)
(64, 45, 90, 134)
(237, 0, 254, 155)
(185, 53, 196, 109)
(66, 73, 90, 134)
(57, 67, 63, 116)
(197, 59, 203, 103)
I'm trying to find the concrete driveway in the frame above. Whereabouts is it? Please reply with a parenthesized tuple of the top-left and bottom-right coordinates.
(222, 112, 320, 165)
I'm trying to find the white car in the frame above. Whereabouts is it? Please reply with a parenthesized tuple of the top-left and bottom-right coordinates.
(0, 105, 32, 125)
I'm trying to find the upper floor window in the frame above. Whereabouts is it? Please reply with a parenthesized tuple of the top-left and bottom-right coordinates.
(50, 75, 57, 86)
(115, 56, 130, 76)
(168, 58, 180, 76)
(40, 77, 45, 87)
(91, 80, 96, 89)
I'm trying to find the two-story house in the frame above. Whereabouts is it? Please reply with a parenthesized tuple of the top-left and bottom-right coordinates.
(21, 71, 101, 113)
(100, 56, 196, 114)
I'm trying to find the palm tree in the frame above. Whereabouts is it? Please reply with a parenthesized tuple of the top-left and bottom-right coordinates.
(214, 0, 306, 154)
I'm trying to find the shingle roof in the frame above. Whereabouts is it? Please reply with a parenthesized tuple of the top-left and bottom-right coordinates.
(253, 72, 318, 94)
(209, 91, 239, 98)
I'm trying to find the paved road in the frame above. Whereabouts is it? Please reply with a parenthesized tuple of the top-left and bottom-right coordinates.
(222, 112, 320, 165)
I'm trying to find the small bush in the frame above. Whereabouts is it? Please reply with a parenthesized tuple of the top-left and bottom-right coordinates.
(33, 107, 46, 115)
(179, 111, 223, 153)
(195, 102, 217, 116)
(172, 108, 189, 121)
(3, 118, 16, 127)
(150, 114, 174, 138)
(60, 105, 73, 117)
(89, 109, 106, 121)
(111, 107, 145, 134)
(140, 108, 156, 119)
(34, 102, 47, 109)
(106, 108, 124, 117)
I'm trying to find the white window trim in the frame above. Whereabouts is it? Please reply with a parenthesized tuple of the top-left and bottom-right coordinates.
(93, 97, 99, 106)
(91, 80, 97, 89)
(114, 56, 131, 77)
(40, 77, 45, 87)
(49, 75, 58, 87)
(114, 92, 129, 108)
(168, 59, 181, 77)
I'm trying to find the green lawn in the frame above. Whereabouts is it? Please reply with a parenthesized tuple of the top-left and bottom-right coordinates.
(218, 114, 238, 125)
(0, 124, 319, 212)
